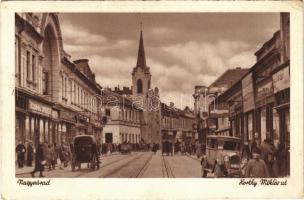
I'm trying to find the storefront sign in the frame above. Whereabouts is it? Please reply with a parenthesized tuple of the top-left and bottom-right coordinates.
(242, 73, 255, 112)
(28, 100, 52, 116)
(61, 110, 76, 123)
(52, 110, 59, 118)
(256, 81, 273, 102)
(273, 66, 290, 93)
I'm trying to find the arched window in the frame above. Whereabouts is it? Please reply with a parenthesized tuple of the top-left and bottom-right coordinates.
(137, 79, 143, 93)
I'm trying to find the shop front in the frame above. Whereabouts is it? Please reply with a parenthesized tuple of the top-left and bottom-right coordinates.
(15, 90, 61, 148)
(228, 94, 243, 139)
(255, 80, 275, 143)
(59, 108, 77, 144)
(272, 65, 290, 176)
(242, 73, 255, 142)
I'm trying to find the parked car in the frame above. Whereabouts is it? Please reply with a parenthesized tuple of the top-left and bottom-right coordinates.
(202, 135, 242, 177)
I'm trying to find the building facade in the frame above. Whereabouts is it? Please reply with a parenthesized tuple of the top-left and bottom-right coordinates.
(15, 13, 102, 149)
(161, 103, 196, 152)
(209, 13, 290, 176)
(101, 89, 143, 145)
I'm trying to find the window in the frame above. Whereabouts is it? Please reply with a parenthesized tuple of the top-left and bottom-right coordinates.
(62, 75, 64, 98)
(74, 84, 76, 103)
(64, 77, 67, 98)
(77, 87, 79, 105)
(137, 79, 143, 93)
(15, 37, 20, 84)
(105, 108, 110, 116)
(42, 71, 48, 95)
(31, 54, 36, 82)
(26, 51, 31, 81)
(105, 133, 113, 143)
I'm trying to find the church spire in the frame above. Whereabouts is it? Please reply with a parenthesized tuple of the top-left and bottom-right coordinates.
(136, 25, 147, 68)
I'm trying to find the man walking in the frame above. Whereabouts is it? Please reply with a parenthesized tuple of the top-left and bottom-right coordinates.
(16, 141, 26, 168)
(245, 148, 269, 178)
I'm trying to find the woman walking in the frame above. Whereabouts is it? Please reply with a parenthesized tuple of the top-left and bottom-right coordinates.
(31, 142, 45, 177)
(26, 142, 34, 167)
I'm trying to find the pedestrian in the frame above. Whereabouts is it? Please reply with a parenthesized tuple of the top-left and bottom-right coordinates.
(244, 147, 269, 178)
(26, 142, 34, 167)
(31, 142, 46, 177)
(62, 142, 71, 167)
(249, 138, 258, 159)
(42, 141, 51, 171)
(241, 141, 250, 160)
(196, 141, 202, 159)
(200, 155, 208, 177)
(48, 144, 56, 170)
(276, 143, 287, 177)
(260, 138, 276, 177)
(53, 143, 60, 168)
(58, 143, 65, 169)
(16, 141, 26, 168)
(152, 143, 157, 154)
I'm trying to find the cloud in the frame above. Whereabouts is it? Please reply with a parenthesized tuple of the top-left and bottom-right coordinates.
(61, 21, 107, 46)
(58, 13, 280, 109)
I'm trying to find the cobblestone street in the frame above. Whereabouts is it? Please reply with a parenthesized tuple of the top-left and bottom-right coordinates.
(16, 151, 202, 178)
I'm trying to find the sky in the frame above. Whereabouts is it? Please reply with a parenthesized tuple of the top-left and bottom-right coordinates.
(59, 13, 280, 109)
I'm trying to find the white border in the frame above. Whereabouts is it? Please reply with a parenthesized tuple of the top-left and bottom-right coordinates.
(1, 1, 303, 199)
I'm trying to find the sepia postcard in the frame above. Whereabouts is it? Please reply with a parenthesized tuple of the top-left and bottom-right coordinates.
(0, 1, 303, 199)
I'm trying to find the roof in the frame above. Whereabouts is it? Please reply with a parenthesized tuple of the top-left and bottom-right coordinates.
(103, 89, 142, 110)
(136, 30, 147, 69)
(209, 68, 250, 89)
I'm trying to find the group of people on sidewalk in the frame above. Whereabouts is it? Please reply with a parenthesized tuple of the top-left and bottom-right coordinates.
(198, 134, 289, 178)
(243, 136, 288, 178)
(16, 140, 72, 177)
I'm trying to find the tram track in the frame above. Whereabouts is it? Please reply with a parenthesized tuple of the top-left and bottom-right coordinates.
(74, 152, 145, 178)
(130, 153, 154, 178)
(100, 152, 148, 178)
(162, 155, 175, 178)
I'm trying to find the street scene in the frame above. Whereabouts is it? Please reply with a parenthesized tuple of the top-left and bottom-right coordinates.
(17, 151, 204, 178)
(15, 12, 290, 178)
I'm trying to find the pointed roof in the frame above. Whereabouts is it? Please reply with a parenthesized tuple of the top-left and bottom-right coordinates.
(136, 30, 147, 68)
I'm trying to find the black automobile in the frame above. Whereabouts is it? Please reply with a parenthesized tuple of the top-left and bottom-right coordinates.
(70, 135, 99, 171)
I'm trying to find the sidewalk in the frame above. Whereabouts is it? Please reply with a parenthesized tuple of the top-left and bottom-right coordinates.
(185, 153, 201, 162)
(16, 152, 121, 175)
(16, 166, 34, 175)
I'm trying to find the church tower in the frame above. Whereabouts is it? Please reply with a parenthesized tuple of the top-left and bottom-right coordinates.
(132, 29, 151, 99)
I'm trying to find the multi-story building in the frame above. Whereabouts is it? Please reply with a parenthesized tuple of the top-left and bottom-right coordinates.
(193, 68, 249, 144)
(210, 13, 290, 176)
(161, 103, 196, 151)
(101, 89, 143, 145)
(15, 13, 102, 148)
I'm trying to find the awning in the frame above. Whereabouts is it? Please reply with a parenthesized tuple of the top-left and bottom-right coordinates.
(273, 102, 290, 109)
